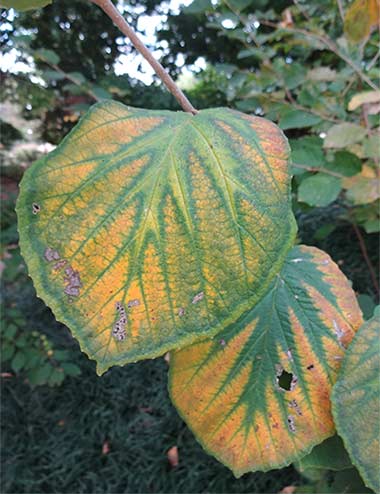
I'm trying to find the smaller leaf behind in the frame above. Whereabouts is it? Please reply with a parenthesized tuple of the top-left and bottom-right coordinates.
(169, 245, 363, 476)
(295, 435, 352, 474)
(332, 307, 380, 493)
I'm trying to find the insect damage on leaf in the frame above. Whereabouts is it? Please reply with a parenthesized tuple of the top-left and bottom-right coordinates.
(16, 101, 296, 374)
(169, 245, 363, 476)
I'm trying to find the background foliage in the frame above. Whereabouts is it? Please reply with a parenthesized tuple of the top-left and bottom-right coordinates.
(1, 0, 379, 492)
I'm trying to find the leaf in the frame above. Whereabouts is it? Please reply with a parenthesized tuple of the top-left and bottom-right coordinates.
(279, 111, 322, 130)
(295, 436, 352, 473)
(0, 0, 51, 10)
(169, 245, 363, 476)
(344, 0, 380, 42)
(348, 91, 380, 111)
(343, 165, 380, 205)
(60, 362, 81, 376)
(317, 468, 373, 493)
(11, 351, 26, 372)
(324, 123, 367, 149)
(290, 136, 326, 172)
(183, 0, 212, 14)
(298, 174, 342, 207)
(307, 67, 337, 82)
(16, 101, 296, 375)
(325, 151, 362, 177)
(34, 48, 60, 65)
(28, 363, 53, 386)
(357, 293, 376, 320)
(332, 308, 380, 493)
(363, 134, 380, 159)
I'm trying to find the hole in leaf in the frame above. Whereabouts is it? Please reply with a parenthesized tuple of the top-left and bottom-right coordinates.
(277, 370, 293, 391)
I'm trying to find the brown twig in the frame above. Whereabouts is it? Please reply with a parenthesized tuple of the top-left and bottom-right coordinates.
(89, 0, 198, 114)
(352, 221, 380, 297)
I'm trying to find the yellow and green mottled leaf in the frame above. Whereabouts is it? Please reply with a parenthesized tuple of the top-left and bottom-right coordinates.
(332, 308, 380, 493)
(16, 101, 296, 374)
(169, 245, 363, 476)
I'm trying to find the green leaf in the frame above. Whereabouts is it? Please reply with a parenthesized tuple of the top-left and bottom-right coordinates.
(279, 110, 322, 130)
(357, 294, 376, 320)
(363, 135, 380, 159)
(28, 363, 53, 386)
(295, 436, 352, 473)
(332, 309, 380, 493)
(61, 363, 81, 376)
(48, 368, 65, 386)
(0, 0, 51, 10)
(313, 223, 336, 241)
(325, 151, 362, 177)
(2, 343, 15, 361)
(184, 0, 212, 14)
(226, 0, 253, 11)
(298, 174, 342, 207)
(67, 72, 87, 84)
(11, 351, 26, 372)
(16, 101, 296, 375)
(317, 468, 373, 493)
(4, 323, 18, 339)
(170, 245, 363, 476)
(324, 123, 367, 148)
(290, 136, 326, 172)
(35, 48, 60, 65)
(363, 218, 380, 233)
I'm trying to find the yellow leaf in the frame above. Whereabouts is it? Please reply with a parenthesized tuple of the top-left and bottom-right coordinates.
(348, 91, 380, 111)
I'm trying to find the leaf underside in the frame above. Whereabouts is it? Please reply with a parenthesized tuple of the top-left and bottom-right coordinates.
(332, 309, 380, 493)
(16, 102, 296, 374)
(169, 245, 363, 476)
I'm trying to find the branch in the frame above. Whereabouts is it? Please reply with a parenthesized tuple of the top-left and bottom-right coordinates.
(260, 20, 380, 91)
(352, 221, 380, 298)
(89, 0, 198, 115)
(47, 61, 101, 102)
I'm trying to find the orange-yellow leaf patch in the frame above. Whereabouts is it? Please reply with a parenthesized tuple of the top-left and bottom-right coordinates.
(169, 245, 363, 476)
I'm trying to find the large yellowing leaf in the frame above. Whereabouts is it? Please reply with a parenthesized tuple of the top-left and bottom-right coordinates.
(16, 101, 296, 374)
(169, 245, 363, 476)
(332, 308, 380, 493)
